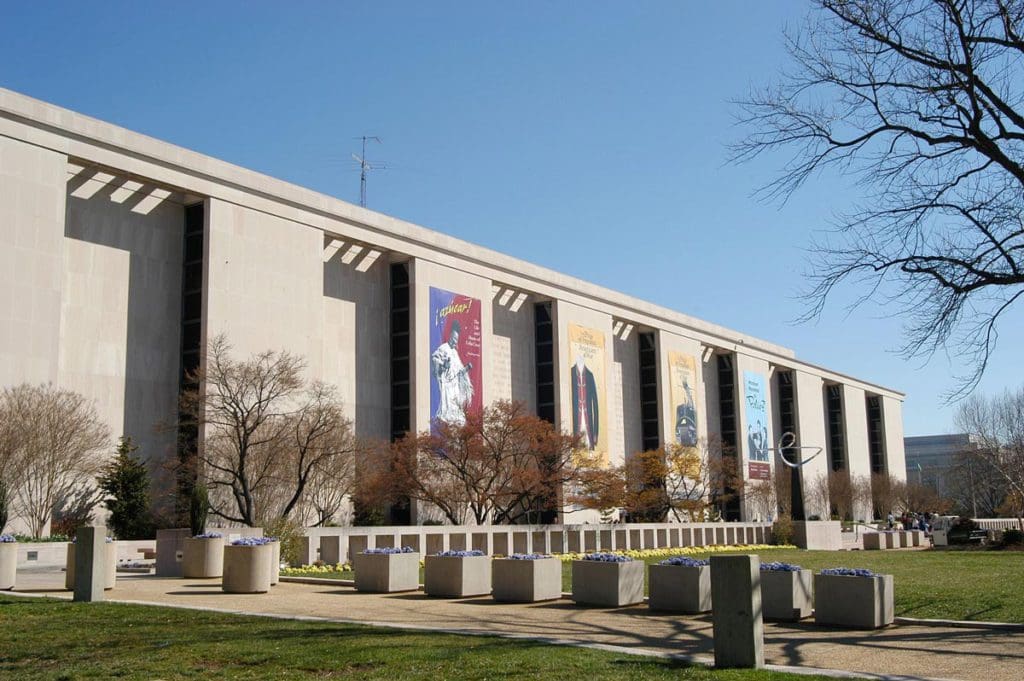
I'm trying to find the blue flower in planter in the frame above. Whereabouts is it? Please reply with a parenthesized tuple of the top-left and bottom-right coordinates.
(364, 546, 416, 554)
(509, 553, 551, 560)
(821, 567, 875, 577)
(659, 556, 709, 567)
(230, 537, 275, 547)
(761, 561, 802, 572)
(0, 534, 15, 543)
(436, 549, 485, 557)
(582, 552, 633, 562)
(193, 532, 223, 539)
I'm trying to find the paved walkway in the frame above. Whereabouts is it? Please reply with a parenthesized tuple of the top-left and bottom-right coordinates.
(11, 569, 1023, 681)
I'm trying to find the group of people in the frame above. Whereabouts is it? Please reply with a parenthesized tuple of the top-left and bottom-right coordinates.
(886, 511, 934, 533)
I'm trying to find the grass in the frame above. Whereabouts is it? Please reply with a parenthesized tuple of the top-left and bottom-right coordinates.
(0, 595, 851, 681)
(285, 548, 1024, 623)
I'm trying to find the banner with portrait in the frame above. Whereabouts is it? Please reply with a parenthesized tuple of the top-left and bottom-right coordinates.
(429, 287, 482, 431)
(567, 323, 608, 466)
(743, 370, 770, 480)
(668, 351, 699, 448)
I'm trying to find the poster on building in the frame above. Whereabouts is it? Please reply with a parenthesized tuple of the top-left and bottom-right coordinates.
(568, 323, 607, 465)
(743, 370, 771, 480)
(668, 351, 699, 448)
(429, 287, 482, 430)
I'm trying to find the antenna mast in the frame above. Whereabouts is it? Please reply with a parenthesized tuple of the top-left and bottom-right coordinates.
(352, 136, 384, 208)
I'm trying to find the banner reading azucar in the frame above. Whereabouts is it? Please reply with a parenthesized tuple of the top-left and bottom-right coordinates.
(429, 287, 482, 429)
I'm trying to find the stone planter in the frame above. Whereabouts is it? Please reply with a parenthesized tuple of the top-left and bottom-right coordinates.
(65, 542, 117, 590)
(648, 564, 711, 613)
(269, 540, 280, 586)
(492, 557, 561, 603)
(862, 533, 884, 550)
(882, 532, 897, 549)
(182, 536, 224, 578)
(814, 573, 894, 629)
(424, 555, 491, 597)
(222, 543, 273, 594)
(0, 543, 16, 590)
(897, 531, 910, 548)
(571, 559, 644, 607)
(760, 569, 813, 621)
(910, 530, 924, 547)
(354, 552, 420, 593)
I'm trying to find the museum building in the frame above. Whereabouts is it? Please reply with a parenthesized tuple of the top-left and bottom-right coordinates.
(0, 88, 906, 525)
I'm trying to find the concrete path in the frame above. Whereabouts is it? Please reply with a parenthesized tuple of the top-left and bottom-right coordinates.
(10, 569, 1022, 681)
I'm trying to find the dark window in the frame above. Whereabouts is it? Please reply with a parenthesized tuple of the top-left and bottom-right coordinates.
(776, 371, 803, 520)
(717, 354, 741, 520)
(534, 302, 555, 425)
(867, 396, 885, 474)
(826, 385, 846, 471)
(637, 332, 660, 452)
(176, 201, 205, 521)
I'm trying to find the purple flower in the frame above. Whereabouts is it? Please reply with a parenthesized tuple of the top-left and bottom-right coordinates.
(659, 556, 708, 567)
(761, 561, 802, 572)
(582, 552, 632, 563)
(193, 532, 222, 539)
(0, 534, 15, 543)
(821, 567, 876, 577)
(509, 553, 552, 560)
(436, 549, 485, 557)
(364, 546, 416, 555)
(230, 537, 275, 547)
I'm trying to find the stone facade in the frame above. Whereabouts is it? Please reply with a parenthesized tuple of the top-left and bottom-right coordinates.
(0, 87, 908, 529)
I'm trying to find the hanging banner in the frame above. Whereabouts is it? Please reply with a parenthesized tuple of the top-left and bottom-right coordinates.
(429, 287, 482, 429)
(568, 323, 607, 465)
(743, 370, 771, 480)
(668, 351, 699, 447)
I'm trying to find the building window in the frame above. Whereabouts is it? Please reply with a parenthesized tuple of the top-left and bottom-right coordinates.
(717, 354, 741, 521)
(826, 385, 846, 471)
(638, 332, 660, 451)
(867, 395, 885, 474)
(534, 302, 555, 424)
(776, 370, 803, 520)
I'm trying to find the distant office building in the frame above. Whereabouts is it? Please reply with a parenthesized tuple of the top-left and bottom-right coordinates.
(904, 433, 974, 496)
(0, 88, 908, 530)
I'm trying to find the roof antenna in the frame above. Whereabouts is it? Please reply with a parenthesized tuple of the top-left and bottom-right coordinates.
(352, 136, 386, 208)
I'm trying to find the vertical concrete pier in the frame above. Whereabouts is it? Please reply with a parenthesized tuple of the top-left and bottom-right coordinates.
(710, 554, 764, 669)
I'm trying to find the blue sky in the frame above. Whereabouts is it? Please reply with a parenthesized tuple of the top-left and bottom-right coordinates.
(3, 1, 1020, 436)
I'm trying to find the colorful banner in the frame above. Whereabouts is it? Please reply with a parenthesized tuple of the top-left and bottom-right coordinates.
(668, 351, 699, 448)
(568, 323, 607, 464)
(429, 287, 482, 429)
(743, 370, 770, 478)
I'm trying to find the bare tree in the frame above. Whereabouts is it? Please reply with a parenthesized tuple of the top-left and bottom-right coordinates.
(735, 0, 1024, 395)
(181, 336, 359, 527)
(380, 401, 579, 525)
(806, 473, 832, 520)
(871, 473, 906, 519)
(1, 384, 109, 537)
(956, 386, 1024, 528)
(948, 447, 1006, 516)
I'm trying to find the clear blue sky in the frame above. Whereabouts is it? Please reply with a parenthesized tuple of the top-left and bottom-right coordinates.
(3, 1, 1021, 437)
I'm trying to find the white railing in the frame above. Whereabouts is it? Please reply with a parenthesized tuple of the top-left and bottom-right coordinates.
(973, 518, 1021, 531)
(296, 522, 774, 565)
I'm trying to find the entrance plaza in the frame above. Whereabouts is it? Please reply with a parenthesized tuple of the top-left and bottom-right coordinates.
(8, 568, 1023, 681)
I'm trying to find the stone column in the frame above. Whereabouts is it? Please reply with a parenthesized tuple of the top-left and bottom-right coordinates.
(73, 526, 106, 602)
(710, 554, 764, 668)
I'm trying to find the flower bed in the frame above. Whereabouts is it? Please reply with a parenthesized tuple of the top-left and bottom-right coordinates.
(648, 556, 710, 613)
(354, 547, 420, 593)
(182, 533, 224, 579)
(222, 539, 274, 594)
(555, 543, 795, 563)
(814, 567, 894, 629)
(572, 554, 644, 607)
(492, 554, 561, 603)
(760, 562, 812, 621)
(0, 534, 15, 590)
(424, 551, 491, 597)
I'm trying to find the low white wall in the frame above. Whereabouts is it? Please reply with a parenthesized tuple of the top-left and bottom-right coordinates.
(297, 522, 773, 565)
(15, 540, 155, 569)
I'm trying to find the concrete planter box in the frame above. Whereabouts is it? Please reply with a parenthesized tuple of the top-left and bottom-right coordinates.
(882, 532, 897, 549)
(814, 573, 894, 629)
(424, 555, 491, 597)
(222, 543, 273, 594)
(269, 540, 280, 586)
(0, 543, 15, 590)
(761, 569, 813, 621)
(862, 533, 884, 550)
(492, 557, 562, 602)
(65, 542, 117, 590)
(897, 531, 910, 548)
(571, 560, 644, 607)
(648, 564, 711, 613)
(353, 552, 420, 593)
(182, 537, 224, 578)
(910, 530, 924, 547)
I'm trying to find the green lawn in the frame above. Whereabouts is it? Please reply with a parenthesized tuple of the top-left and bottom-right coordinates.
(285, 548, 1024, 623)
(0, 596, 851, 681)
